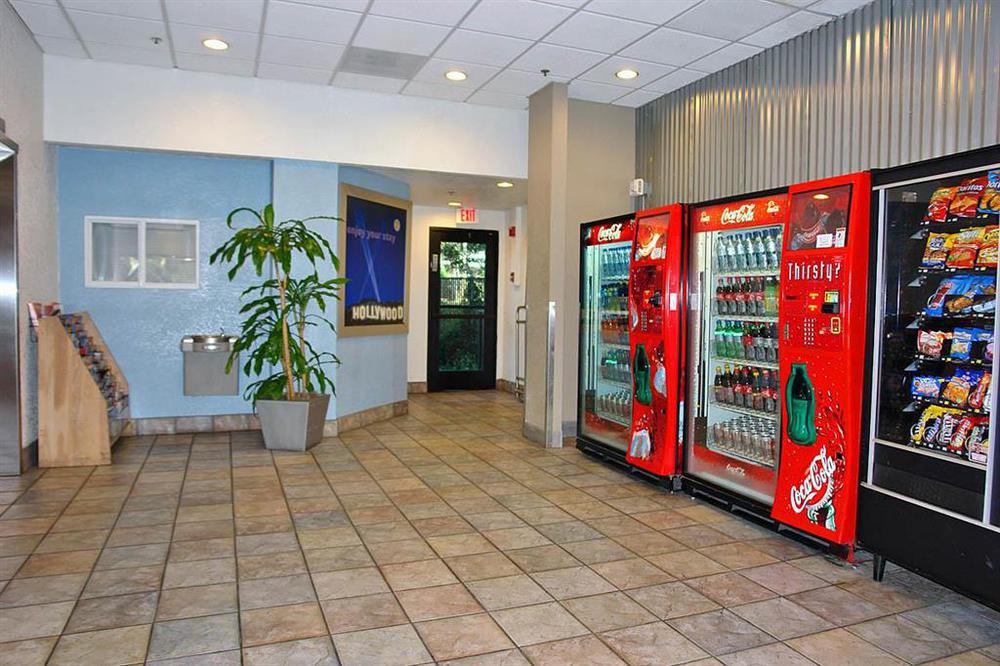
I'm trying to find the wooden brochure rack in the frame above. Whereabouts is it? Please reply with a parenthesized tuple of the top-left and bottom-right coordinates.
(37, 312, 130, 466)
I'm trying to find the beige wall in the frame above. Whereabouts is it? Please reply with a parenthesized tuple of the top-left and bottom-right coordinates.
(523, 84, 634, 444)
(0, 1, 57, 456)
(562, 100, 635, 432)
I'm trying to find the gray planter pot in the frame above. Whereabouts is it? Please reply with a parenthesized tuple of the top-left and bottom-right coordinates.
(256, 393, 330, 451)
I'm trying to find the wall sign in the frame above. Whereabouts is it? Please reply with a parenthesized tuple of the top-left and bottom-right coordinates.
(338, 184, 412, 337)
(456, 208, 477, 223)
(692, 193, 788, 232)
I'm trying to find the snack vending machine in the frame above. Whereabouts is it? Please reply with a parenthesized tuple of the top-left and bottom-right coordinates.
(577, 205, 686, 484)
(684, 173, 871, 550)
(859, 146, 999, 606)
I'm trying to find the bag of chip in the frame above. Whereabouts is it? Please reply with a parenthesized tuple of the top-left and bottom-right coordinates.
(944, 278, 981, 315)
(925, 186, 958, 222)
(949, 176, 989, 218)
(949, 328, 975, 360)
(968, 371, 992, 410)
(946, 227, 986, 268)
(976, 225, 998, 268)
(978, 170, 1000, 215)
(911, 375, 944, 399)
(966, 418, 990, 464)
(973, 329, 993, 361)
(917, 330, 948, 357)
(922, 232, 954, 268)
(926, 277, 965, 316)
(941, 369, 983, 407)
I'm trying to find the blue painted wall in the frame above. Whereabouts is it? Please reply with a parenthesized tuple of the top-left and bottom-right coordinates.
(337, 167, 409, 417)
(58, 149, 409, 421)
(58, 147, 272, 418)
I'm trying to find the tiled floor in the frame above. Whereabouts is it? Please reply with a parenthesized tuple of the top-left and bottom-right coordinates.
(1, 390, 998, 665)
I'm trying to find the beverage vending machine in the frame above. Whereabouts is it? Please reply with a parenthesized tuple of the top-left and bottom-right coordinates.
(684, 173, 871, 551)
(577, 205, 687, 485)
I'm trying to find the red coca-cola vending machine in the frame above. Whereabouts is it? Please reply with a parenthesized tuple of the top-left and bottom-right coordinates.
(577, 205, 687, 486)
(684, 173, 871, 553)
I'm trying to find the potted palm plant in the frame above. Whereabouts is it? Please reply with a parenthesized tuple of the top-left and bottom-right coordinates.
(210, 204, 344, 451)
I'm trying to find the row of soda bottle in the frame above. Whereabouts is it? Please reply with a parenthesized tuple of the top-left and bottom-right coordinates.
(716, 229, 782, 273)
(714, 364, 780, 414)
(600, 348, 631, 383)
(714, 321, 779, 363)
(600, 315, 629, 345)
(600, 246, 630, 278)
(715, 276, 779, 317)
(597, 390, 631, 419)
(711, 416, 777, 465)
(600, 281, 628, 312)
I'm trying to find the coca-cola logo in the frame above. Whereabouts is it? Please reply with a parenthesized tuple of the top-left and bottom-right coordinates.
(766, 200, 781, 215)
(597, 223, 623, 242)
(725, 464, 746, 477)
(720, 204, 756, 225)
(790, 446, 837, 514)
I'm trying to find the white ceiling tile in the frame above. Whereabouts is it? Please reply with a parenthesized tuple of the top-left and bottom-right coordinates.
(353, 14, 451, 56)
(34, 35, 88, 57)
(465, 90, 529, 109)
(333, 71, 407, 93)
(413, 58, 501, 88)
(642, 67, 705, 93)
(436, 30, 532, 67)
(577, 56, 674, 89)
(62, 0, 162, 21)
(402, 80, 472, 102)
(545, 11, 653, 53)
(584, 0, 700, 25)
(742, 10, 832, 48)
(667, 0, 795, 41)
(260, 35, 345, 68)
(481, 68, 567, 96)
(621, 27, 727, 67)
(176, 52, 256, 76)
(809, 0, 873, 15)
(66, 10, 166, 49)
(369, 0, 476, 26)
(781, 0, 821, 6)
(567, 80, 631, 103)
(611, 88, 663, 108)
(461, 0, 574, 40)
(170, 24, 259, 60)
(257, 61, 333, 84)
(687, 42, 762, 73)
(166, 0, 264, 32)
(542, 0, 589, 7)
(265, 1, 360, 43)
(282, 0, 368, 10)
(11, 1, 76, 39)
(510, 43, 605, 79)
(86, 42, 173, 67)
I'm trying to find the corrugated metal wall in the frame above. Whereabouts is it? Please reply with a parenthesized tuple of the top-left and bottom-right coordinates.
(636, 0, 1000, 206)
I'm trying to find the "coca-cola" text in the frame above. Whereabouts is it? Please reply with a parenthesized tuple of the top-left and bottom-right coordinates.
(596, 223, 623, 242)
(789, 446, 837, 514)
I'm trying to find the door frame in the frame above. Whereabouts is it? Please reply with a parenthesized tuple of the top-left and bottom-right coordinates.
(427, 227, 499, 392)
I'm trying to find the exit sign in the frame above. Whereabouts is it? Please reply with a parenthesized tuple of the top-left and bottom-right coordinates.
(456, 208, 477, 223)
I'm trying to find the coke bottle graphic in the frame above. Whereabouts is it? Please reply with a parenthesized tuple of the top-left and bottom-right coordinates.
(786, 364, 817, 445)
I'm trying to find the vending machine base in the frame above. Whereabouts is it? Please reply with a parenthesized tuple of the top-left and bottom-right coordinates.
(683, 474, 856, 561)
(859, 486, 1000, 611)
(576, 438, 683, 491)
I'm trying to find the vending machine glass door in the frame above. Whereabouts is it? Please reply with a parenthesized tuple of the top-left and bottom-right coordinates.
(868, 168, 998, 523)
(579, 220, 634, 452)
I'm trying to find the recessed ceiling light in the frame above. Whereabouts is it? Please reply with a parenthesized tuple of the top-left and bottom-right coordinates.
(615, 68, 639, 81)
(496, 181, 514, 189)
(202, 38, 229, 51)
(812, 193, 830, 200)
(448, 201, 462, 207)
(444, 69, 467, 82)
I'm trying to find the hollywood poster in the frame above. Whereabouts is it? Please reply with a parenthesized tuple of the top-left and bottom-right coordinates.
(338, 185, 411, 337)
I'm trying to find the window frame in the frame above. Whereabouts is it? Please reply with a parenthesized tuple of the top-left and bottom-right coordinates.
(84, 216, 200, 290)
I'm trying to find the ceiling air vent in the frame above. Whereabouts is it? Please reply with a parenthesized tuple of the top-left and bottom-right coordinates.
(338, 46, 429, 80)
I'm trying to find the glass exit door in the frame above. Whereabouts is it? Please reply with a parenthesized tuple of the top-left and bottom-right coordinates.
(428, 228, 498, 391)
